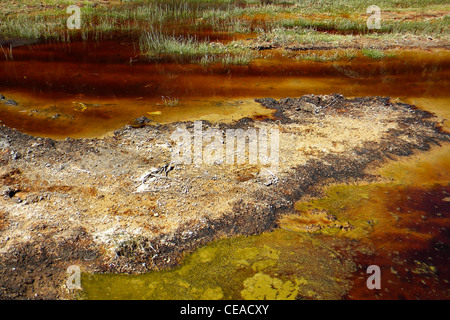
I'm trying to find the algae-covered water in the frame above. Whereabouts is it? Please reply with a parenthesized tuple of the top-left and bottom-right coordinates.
(80, 144, 450, 300)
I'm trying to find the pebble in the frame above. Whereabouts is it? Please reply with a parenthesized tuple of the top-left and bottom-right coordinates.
(4, 99, 18, 106)
(11, 151, 21, 160)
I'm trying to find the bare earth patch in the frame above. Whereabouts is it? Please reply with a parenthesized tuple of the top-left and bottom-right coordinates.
(0, 94, 448, 299)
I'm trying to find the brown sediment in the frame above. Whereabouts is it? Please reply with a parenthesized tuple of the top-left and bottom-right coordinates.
(0, 94, 448, 299)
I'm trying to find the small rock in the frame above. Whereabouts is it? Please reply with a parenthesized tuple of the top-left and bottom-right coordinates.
(0, 94, 5, 101)
(132, 116, 152, 127)
(4, 99, 18, 106)
(442, 197, 450, 202)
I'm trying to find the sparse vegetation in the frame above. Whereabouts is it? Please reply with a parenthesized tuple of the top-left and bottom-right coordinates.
(292, 49, 359, 62)
(361, 48, 398, 59)
(0, 43, 14, 60)
(361, 48, 386, 59)
(139, 27, 256, 64)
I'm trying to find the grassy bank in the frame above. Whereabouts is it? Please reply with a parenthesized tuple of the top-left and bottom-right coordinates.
(0, 0, 448, 64)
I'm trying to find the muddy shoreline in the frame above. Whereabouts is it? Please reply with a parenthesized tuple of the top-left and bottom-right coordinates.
(0, 94, 449, 299)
